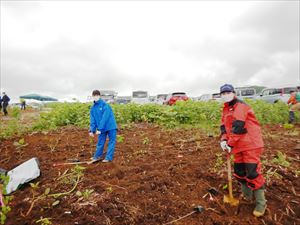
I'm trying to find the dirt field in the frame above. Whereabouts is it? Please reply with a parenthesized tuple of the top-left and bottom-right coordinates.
(1, 122, 300, 225)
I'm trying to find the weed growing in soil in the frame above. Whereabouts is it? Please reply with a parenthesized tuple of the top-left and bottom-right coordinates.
(13, 138, 28, 150)
(49, 165, 85, 199)
(35, 217, 52, 225)
(265, 168, 283, 185)
(0, 175, 13, 225)
(283, 123, 294, 129)
(271, 151, 291, 168)
(76, 189, 94, 199)
(117, 135, 125, 143)
(106, 187, 113, 193)
(211, 153, 225, 173)
(142, 137, 150, 145)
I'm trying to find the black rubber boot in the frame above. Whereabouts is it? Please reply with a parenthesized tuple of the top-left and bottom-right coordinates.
(253, 188, 267, 217)
(289, 111, 295, 124)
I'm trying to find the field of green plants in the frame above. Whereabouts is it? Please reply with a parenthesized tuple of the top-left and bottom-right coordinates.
(0, 100, 297, 141)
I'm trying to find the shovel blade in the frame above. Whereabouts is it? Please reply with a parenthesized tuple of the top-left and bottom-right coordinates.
(223, 195, 239, 206)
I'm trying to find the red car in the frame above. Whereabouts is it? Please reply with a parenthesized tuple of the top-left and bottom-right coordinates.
(165, 92, 189, 105)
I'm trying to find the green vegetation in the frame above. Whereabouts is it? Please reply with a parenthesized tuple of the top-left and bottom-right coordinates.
(36, 217, 52, 225)
(117, 135, 125, 143)
(76, 189, 94, 199)
(271, 151, 291, 168)
(1, 100, 299, 140)
(0, 174, 13, 225)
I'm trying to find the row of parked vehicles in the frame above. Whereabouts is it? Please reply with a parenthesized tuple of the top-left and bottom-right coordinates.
(99, 86, 299, 105)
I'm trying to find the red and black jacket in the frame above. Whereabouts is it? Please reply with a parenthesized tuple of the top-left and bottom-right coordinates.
(220, 98, 264, 152)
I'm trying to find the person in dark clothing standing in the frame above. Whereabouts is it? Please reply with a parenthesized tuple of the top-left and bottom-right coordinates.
(0, 95, 2, 112)
(20, 98, 26, 110)
(2, 92, 10, 116)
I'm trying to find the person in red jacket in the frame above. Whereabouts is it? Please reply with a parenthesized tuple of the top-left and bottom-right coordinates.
(219, 84, 266, 217)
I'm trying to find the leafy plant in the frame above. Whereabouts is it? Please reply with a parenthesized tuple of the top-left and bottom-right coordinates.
(0, 174, 13, 225)
(11, 107, 21, 119)
(117, 135, 124, 143)
(36, 217, 52, 225)
(76, 189, 94, 199)
(13, 138, 28, 149)
(283, 123, 294, 129)
(142, 137, 150, 145)
(48, 138, 60, 153)
(211, 153, 225, 173)
(49, 165, 85, 199)
(271, 151, 291, 168)
(106, 187, 113, 193)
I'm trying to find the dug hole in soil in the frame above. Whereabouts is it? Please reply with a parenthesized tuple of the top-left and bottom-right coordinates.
(1, 123, 300, 225)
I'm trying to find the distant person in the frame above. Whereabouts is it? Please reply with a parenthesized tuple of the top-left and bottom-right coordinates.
(89, 90, 118, 163)
(20, 98, 26, 110)
(219, 84, 267, 217)
(0, 94, 2, 112)
(287, 90, 300, 124)
(2, 92, 10, 116)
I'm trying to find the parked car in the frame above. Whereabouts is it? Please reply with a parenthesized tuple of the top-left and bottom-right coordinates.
(131, 91, 150, 104)
(154, 94, 168, 105)
(165, 92, 189, 105)
(100, 90, 117, 104)
(198, 93, 222, 102)
(115, 98, 131, 105)
(235, 87, 256, 100)
(257, 87, 298, 103)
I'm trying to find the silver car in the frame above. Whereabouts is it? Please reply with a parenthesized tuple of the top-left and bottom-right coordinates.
(257, 87, 298, 103)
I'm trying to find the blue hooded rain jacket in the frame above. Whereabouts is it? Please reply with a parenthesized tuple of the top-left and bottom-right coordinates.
(90, 99, 117, 133)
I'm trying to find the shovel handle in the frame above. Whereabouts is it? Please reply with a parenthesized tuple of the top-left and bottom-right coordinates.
(53, 161, 90, 167)
(227, 154, 233, 198)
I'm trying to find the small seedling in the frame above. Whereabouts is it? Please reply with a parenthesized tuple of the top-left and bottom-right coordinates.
(271, 151, 290, 168)
(13, 138, 28, 149)
(117, 135, 124, 143)
(142, 137, 150, 145)
(106, 187, 113, 193)
(283, 123, 294, 129)
(48, 138, 60, 153)
(36, 217, 52, 225)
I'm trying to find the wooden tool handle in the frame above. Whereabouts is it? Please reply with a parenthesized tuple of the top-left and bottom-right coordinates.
(227, 154, 233, 198)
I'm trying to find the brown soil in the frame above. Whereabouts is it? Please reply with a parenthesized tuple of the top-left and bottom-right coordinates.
(1, 123, 299, 225)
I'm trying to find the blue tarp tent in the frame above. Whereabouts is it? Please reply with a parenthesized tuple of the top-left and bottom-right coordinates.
(19, 94, 58, 101)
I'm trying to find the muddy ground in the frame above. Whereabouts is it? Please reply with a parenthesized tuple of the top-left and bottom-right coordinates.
(1, 121, 300, 225)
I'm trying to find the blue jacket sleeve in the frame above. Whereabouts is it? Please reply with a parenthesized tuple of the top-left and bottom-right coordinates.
(89, 110, 96, 133)
(98, 105, 110, 132)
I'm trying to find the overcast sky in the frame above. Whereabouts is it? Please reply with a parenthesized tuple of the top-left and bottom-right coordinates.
(0, 0, 299, 102)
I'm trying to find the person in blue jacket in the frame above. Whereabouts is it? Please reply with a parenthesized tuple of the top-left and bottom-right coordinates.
(89, 90, 118, 163)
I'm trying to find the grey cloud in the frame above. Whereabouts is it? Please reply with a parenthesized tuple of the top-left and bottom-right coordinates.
(2, 39, 129, 99)
(231, 1, 299, 53)
(173, 1, 299, 90)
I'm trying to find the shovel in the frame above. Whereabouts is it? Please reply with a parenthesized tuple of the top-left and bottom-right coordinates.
(223, 154, 239, 206)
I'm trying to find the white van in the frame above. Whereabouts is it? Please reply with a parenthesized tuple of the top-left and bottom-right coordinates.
(235, 88, 256, 100)
(100, 90, 117, 104)
(131, 91, 150, 104)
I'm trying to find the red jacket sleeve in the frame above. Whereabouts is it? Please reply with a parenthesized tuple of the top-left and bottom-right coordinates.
(227, 103, 248, 147)
(220, 109, 228, 141)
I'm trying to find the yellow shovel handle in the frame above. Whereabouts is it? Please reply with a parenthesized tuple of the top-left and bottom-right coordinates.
(227, 154, 233, 198)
